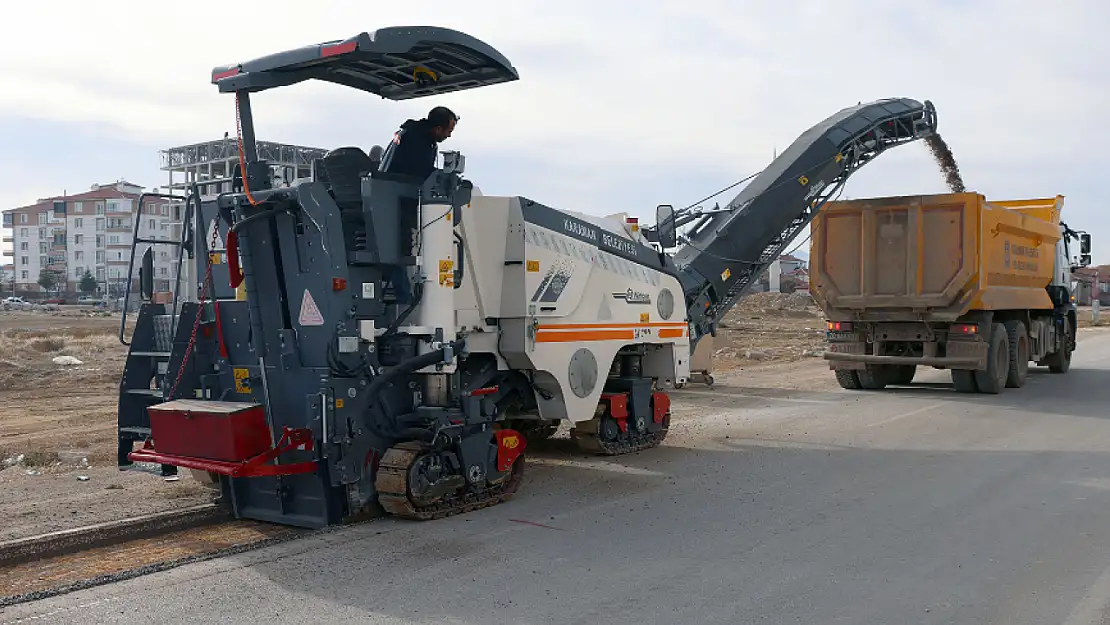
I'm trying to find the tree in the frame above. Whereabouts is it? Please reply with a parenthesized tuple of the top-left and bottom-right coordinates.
(79, 270, 97, 294)
(37, 268, 59, 293)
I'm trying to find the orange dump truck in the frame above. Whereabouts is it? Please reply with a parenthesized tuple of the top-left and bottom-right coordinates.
(809, 192, 1091, 394)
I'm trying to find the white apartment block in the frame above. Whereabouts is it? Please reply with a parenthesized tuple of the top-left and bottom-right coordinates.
(2, 180, 179, 297)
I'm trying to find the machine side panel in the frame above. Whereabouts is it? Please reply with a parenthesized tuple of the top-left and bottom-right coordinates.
(457, 195, 513, 325)
(504, 201, 688, 423)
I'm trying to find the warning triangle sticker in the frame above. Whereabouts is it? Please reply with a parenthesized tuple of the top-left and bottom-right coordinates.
(299, 289, 324, 326)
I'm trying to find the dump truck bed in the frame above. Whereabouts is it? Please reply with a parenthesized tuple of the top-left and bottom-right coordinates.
(810, 192, 1062, 321)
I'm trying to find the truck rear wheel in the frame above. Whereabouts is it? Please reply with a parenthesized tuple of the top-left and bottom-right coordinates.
(835, 369, 862, 390)
(1004, 320, 1029, 388)
(974, 322, 1010, 395)
(1046, 317, 1073, 374)
(856, 365, 888, 390)
(951, 369, 978, 393)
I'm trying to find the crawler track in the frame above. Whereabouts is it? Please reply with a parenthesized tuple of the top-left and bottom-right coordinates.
(570, 415, 671, 455)
(375, 441, 526, 521)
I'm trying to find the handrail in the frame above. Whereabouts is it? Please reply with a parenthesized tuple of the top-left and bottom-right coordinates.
(119, 192, 190, 346)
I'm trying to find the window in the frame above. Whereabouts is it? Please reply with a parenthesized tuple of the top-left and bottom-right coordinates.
(74, 218, 83, 228)
(96, 268, 105, 281)
(21, 271, 28, 279)
(96, 251, 105, 263)
(74, 266, 83, 278)
(108, 235, 120, 245)
(74, 234, 82, 245)
(38, 213, 46, 225)
(95, 203, 104, 215)
(20, 256, 27, 265)
(73, 202, 83, 213)
(20, 213, 27, 224)
(160, 267, 167, 276)
(38, 228, 45, 238)
(107, 201, 119, 213)
(19, 242, 27, 251)
(19, 228, 27, 237)
(96, 235, 104, 247)
(39, 256, 46, 266)
(96, 218, 105, 231)
(39, 243, 47, 253)
(53, 201, 65, 216)
(149, 219, 156, 230)
(75, 251, 84, 260)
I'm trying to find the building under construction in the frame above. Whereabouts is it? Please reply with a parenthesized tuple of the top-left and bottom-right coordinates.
(160, 137, 327, 197)
(155, 138, 328, 305)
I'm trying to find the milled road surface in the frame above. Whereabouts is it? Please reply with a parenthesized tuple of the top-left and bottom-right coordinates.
(5, 330, 1110, 625)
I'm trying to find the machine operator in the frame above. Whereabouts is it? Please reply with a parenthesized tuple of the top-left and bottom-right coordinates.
(379, 106, 458, 179)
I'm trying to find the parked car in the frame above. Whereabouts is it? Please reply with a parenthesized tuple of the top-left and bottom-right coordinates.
(2, 296, 29, 311)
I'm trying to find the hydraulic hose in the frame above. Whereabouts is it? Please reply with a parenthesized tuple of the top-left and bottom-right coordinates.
(364, 339, 467, 441)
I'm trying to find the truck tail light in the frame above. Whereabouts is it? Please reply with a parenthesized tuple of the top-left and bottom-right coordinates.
(952, 323, 978, 335)
(827, 321, 853, 331)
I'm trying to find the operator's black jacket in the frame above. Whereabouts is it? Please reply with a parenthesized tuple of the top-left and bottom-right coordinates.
(380, 119, 437, 180)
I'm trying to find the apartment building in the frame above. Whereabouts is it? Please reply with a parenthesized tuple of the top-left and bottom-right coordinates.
(2, 180, 178, 296)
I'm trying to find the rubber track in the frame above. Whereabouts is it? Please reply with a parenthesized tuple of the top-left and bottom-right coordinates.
(570, 417, 670, 455)
(374, 441, 525, 521)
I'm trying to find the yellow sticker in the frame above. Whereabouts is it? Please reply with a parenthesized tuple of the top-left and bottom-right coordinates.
(640, 312, 650, 323)
(526, 260, 540, 272)
(439, 260, 454, 272)
(209, 252, 224, 265)
(233, 368, 250, 393)
(439, 273, 455, 287)
(721, 268, 731, 281)
(336, 398, 345, 409)
(798, 175, 809, 186)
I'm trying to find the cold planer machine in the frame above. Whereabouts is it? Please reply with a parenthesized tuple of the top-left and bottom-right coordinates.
(116, 26, 940, 529)
(117, 26, 688, 528)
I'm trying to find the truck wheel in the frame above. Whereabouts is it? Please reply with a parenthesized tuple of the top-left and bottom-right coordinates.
(835, 369, 862, 390)
(951, 369, 978, 393)
(974, 322, 1010, 394)
(1004, 320, 1029, 388)
(856, 365, 888, 390)
(890, 365, 917, 385)
(1046, 318, 1073, 374)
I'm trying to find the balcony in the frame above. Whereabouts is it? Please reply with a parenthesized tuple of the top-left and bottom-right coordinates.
(2, 249, 12, 257)
(2, 236, 12, 243)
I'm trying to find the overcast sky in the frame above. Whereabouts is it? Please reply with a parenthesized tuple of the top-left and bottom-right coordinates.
(2, 1, 1107, 263)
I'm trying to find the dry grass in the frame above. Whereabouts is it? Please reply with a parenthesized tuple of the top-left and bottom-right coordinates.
(0, 325, 126, 387)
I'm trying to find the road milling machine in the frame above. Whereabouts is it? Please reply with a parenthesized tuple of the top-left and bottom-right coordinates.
(114, 26, 940, 528)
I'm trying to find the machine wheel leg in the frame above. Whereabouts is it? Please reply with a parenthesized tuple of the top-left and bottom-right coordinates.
(974, 322, 1010, 395)
(117, 437, 134, 468)
(374, 438, 526, 521)
(704, 375, 715, 387)
(835, 369, 862, 390)
(571, 394, 670, 456)
(1004, 320, 1029, 388)
(951, 369, 979, 393)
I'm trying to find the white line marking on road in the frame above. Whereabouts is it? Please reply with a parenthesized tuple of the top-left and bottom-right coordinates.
(674, 388, 835, 405)
(527, 457, 667, 477)
(1063, 559, 1110, 625)
(866, 402, 943, 427)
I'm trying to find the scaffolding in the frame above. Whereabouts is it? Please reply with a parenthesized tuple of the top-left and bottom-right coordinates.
(160, 137, 328, 197)
(157, 137, 328, 309)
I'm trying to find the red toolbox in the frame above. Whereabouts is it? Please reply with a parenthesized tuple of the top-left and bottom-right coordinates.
(147, 399, 272, 462)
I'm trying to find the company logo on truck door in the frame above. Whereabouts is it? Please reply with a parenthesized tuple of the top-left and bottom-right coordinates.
(1003, 240, 1040, 272)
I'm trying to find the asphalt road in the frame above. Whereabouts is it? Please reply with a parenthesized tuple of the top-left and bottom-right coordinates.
(5, 330, 1110, 625)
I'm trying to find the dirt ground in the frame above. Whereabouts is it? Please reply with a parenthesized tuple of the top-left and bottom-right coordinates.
(0, 295, 1106, 542)
(0, 310, 210, 542)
